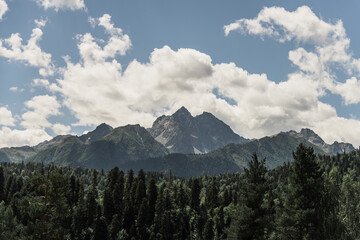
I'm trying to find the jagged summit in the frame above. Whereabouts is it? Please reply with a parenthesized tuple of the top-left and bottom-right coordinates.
(173, 106, 191, 116)
(148, 107, 249, 154)
(79, 123, 113, 144)
(284, 128, 354, 155)
(299, 128, 325, 146)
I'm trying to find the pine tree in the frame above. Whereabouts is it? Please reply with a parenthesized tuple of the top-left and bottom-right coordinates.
(103, 187, 115, 223)
(136, 199, 148, 240)
(135, 179, 146, 206)
(231, 153, 268, 240)
(86, 189, 98, 228)
(205, 177, 219, 210)
(191, 178, 201, 212)
(0, 166, 5, 202)
(147, 177, 157, 226)
(340, 171, 360, 239)
(109, 214, 121, 240)
(113, 171, 124, 221)
(93, 215, 108, 240)
(204, 218, 214, 240)
(277, 143, 325, 239)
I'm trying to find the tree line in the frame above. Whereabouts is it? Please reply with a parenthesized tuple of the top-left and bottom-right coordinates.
(0, 143, 360, 239)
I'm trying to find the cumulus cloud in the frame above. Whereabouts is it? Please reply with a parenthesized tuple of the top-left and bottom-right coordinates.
(0, 0, 8, 21)
(0, 7, 347, 149)
(21, 95, 61, 129)
(0, 107, 15, 126)
(0, 23, 54, 76)
(224, 5, 360, 106)
(0, 95, 72, 147)
(223, 5, 345, 44)
(0, 105, 54, 148)
(0, 127, 51, 148)
(52, 123, 71, 135)
(54, 40, 349, 144)
(332, 77, 360, 105)
(77, 14, 131, 65)
(35, 0, 85, 11)
(34, 18, 47, 28)
(45, 8, 360, 147)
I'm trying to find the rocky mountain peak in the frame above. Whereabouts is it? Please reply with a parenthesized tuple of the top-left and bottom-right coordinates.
(79, 123, 113, 144)
(172, 106, 193, 122)
(148, 107, 249, 154)
(299, 128, 325, 146)
(284, 128, 355, 155)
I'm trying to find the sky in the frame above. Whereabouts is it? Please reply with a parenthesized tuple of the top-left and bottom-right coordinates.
(1, 0, 360, 148)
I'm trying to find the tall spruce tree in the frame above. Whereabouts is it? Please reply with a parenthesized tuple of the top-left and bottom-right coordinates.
(191, 178, 201, 212)
(231, 153, 268, 240)
(0, 166, 5, 202)
(277, 143, 325, 239)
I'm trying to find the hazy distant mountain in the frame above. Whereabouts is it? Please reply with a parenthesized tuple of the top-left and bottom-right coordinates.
(28, 124, 169, 170)
(285, 128, 355, 155)
(79, 123, 113, 144)
(0, 146, 37, 163)
(148, 106, 249, 154)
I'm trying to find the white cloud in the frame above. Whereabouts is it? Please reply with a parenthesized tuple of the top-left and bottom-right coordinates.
(31, 78, 60, 92)
(0, 0, 8, 21)
(35, 0, 85, 11)
(0, 107, 15, 126)
(34, 18, 47, 28)
(332, 77, 360, 105)
(224, 5, 360, 106)
(9, 86, 24, 93)
(312, 117, 360, 147)
(0, 96, 69, 147)
(3, 7, 359, 149)
(55, 39, 354, 144)
(21, 95, 61, 129)
(0, 127, 51, 148)
(32, 78, 50, 88)
(53, 10, 360, 146)
(224, 5, 345, 44)
(288, 48, 322, 74)
(52, 123, 71, 135)
(76, 14, 131, 65)
(0, 24, 54, 76)
(0, 106, 53, 148)
(88, 17, 96, 28)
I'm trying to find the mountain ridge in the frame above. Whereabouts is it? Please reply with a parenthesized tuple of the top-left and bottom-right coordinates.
(284, 128, 355, 155)
(0, 107, 356, 177)
(148, 106, 249, 154)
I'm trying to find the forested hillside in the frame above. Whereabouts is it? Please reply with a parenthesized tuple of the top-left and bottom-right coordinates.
(0, 144, 360, 239)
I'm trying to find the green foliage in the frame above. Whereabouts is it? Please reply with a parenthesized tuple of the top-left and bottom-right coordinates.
(1, 144, 360, 239)
(229, 153, 269, 240)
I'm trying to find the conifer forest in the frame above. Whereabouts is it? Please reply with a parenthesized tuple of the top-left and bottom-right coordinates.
(0, 144, 360, 239)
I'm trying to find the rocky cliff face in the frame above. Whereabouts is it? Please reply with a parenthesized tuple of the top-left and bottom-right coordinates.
(148, 107, 249, 154)
(285, 128, 355, 155)
(79, 123, 113, 144)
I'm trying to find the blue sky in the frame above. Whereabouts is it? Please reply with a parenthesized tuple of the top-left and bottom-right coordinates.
(0, 0, 360, 147)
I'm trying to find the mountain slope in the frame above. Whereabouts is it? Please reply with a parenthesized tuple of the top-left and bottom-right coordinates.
(34, 135, 73, 151)
(79, 123, 113, 144)
(28, 124, 169, 170)
(120, 132, 327, 177)
(0, 146, 37, 163)
(148, 107, 249, 154)
(285, 128, 355, 155)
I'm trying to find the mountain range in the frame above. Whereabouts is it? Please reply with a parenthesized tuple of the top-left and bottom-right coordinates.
(148, 106, 249, 154)
(0, 107, 355, 176)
